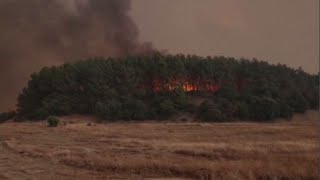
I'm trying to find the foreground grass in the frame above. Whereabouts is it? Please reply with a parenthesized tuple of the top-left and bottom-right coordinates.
(0, 111, 318, 179)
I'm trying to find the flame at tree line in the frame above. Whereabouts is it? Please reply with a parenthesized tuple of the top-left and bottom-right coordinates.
(150, 78, 221, 92)
(15, 54, 319, 121)
(141, 76, 246, 93)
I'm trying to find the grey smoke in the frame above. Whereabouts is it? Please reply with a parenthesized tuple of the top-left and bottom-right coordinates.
(0, 0, 153, 111)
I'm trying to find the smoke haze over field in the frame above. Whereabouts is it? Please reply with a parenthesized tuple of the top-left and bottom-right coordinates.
(0, 0, 319, 111)
(0, 0, 152, 111)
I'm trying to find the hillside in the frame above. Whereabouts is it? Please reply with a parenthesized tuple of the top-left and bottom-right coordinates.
(16, 54, 319, 122)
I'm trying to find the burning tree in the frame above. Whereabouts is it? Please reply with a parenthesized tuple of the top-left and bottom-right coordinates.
(17, 54, 319, 122)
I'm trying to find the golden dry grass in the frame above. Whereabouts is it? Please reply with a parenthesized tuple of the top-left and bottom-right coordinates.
(0, 111, 319, 180)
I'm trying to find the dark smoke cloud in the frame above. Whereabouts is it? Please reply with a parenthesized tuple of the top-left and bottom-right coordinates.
(0, 0, 153, 111)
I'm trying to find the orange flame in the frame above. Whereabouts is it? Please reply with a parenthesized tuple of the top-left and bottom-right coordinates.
(151, 78, 220, 93)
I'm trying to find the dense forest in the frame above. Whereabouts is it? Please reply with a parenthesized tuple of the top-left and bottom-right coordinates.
(15, 53, 319, 122)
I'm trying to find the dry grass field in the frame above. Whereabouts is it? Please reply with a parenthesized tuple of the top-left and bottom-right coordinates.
(0, 111, 319, 180)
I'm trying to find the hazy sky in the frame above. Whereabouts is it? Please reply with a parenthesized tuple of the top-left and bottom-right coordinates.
(131, 0, 319, 73)
(0, 0, 318, 111)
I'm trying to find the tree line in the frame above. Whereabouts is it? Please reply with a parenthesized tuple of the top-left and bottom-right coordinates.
(15, 53, 319, 122)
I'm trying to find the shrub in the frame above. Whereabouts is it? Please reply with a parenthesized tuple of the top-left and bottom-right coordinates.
(247, 96, 278, 121)
(171, 88, 189, 109)
(204, 108, 225, 122)
(184, 103, 197, 113)
(158, 99, 177, 119)
(95, 100, 123, 120)
(198, 100, 213, 113)
(236, 102, 250, 119)
(278, 102, 293, 119)
(125, 99, 149, 120)
(31, 108, 50, 120)
(0, 111, 16, 123)
(47, 116, 59, 127)
(214, 97, 237, 118)
(307, 93, 319, 109)
(197, 101, 226, 122)
(287, 93, 308, 113)
(216, 84, 238, 99)
(42, 94, 72, 116)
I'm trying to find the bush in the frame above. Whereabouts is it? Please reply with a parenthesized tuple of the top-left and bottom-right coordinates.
(42, 94, 72, 116)
(236, 102, 250, 119)
(214, 97, 237, 118)
(197, 100, 213, 113)
(197, 100, 226, 122)
(278, 102, 293, 119)
(171, 88, 189, 109)
(126, 99, 149, 120)
(31, 108, 50, 120)
(184, 103, 197, 113)
(287, 93, 308, 113)
(247, 96, 278, 121)
(216, 84, 238, 99)
(0, 111, 16, 123)
(47, 116, 59, 127)
(158, 99, 177, 119)
(95, 100, 123, 120)
(204, 108, 225, 122)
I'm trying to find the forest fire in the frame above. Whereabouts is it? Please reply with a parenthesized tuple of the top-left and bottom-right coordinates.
(151, 78, 221, 93)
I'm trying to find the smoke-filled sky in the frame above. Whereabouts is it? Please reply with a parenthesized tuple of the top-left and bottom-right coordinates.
(0, 0, 152, 111)
(0, 0, 319, 111)
(131, 0, 319, 73)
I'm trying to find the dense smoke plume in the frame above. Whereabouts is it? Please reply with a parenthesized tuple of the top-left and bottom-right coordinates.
(0, 0, 153, 111)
